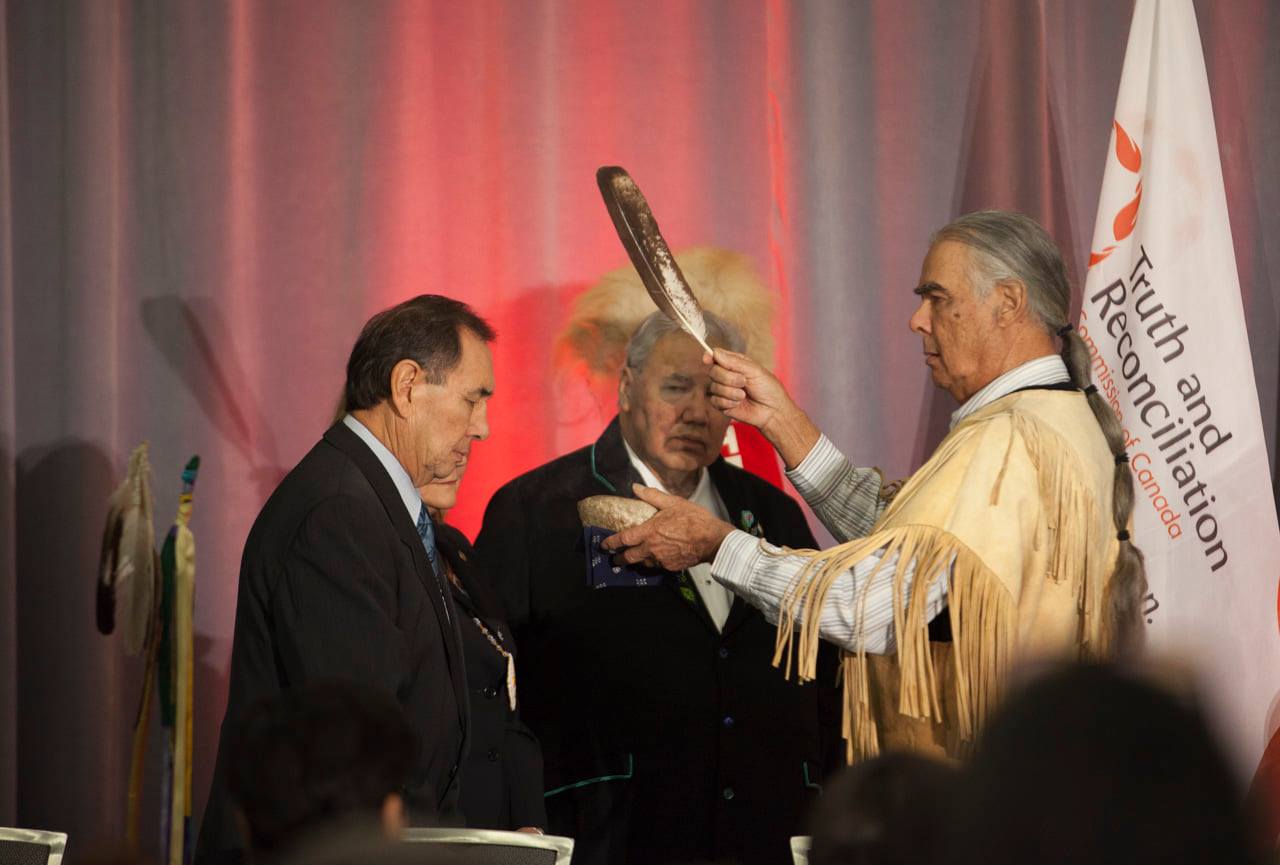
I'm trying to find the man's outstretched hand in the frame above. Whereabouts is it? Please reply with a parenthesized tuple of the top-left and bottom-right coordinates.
(705, 348, 794, 429)
(601, 485, 735, 572)
(705, 348, 821, 470)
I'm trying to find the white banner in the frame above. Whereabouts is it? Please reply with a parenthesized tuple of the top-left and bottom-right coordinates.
(1079, 0, 1280, 779)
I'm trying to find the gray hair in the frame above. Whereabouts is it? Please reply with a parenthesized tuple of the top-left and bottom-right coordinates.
(624, 310, 746, 372)
(931, 210, 1071, 334)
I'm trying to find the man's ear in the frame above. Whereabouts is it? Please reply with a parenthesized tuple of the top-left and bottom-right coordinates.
(618, 367, 634, 412)
(994, 278, 1029, 326)
(387, 359, 422, 418)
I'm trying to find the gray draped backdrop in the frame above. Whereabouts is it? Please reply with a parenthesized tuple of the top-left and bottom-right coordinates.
(2, 0, 1277, 855)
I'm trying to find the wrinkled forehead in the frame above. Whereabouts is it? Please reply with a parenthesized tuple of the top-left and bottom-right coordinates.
(635, 329, 712, 377)
(918, 240, 977, 295)
(448, 328, 496, 392)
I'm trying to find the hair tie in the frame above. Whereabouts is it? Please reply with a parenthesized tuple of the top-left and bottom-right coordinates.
(1117, 529, 1130, 542)
(1057, 323, 1074, 338)
(1115, 452, 1129, 466)
(1083, 384, 1098, 396)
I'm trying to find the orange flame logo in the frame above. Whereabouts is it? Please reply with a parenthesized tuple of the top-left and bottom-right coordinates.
(1089, 121, 1143, 267)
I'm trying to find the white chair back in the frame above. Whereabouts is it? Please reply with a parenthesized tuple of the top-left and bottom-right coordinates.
(0, 828, 67, 865)
(790, 834, 811, 865)
(403, 827, 573, 865)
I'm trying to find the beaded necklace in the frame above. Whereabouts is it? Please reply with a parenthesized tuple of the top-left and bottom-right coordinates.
(443, 554, 517, 711)
(469, 615, 517, 711)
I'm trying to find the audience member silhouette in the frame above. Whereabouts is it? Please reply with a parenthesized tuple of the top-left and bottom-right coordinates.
(227, 679, 417, 863)
(807, 752, 957, 865)
(951, 663, 1255, 865)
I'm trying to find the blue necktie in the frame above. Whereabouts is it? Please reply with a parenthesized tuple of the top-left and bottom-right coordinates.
(416, 506, 451, 624)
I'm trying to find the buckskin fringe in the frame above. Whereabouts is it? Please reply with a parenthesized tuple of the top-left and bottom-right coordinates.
(768, 405, 1109, 762)
(770, 527, 1014, 761)
(1005, 410, 1108, 657)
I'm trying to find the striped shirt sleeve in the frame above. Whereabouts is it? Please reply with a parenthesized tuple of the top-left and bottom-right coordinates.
(711, 530, 950, 655)
(785, 434, 885, 542)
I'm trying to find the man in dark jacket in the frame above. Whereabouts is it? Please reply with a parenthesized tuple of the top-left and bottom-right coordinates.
(474, 311, 842, 865)
(196, 295, 494, 864)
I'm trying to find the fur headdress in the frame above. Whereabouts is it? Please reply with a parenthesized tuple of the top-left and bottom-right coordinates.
(557, 246, 776, 381)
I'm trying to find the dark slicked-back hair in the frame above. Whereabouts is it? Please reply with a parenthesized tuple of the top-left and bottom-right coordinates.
(344, 295, 495, 412)
(227, 679, 418, 858)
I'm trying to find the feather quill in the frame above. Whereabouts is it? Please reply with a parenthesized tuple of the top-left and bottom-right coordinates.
(596, 166, 712, 354)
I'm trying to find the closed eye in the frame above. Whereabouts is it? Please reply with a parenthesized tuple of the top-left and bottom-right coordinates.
(463, 386, 494, 405)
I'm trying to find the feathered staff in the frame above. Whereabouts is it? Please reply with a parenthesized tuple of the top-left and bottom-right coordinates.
(97, 443, 162, 846)
(596, 166, 713, 354)
(158, 456, 199, 865)
(97, 443, 159, 653)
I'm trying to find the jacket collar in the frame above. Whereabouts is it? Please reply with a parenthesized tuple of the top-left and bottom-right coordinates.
(588, 416, 645, 495)
(340, 414, 422, 523)
(324, 419, 424, 552)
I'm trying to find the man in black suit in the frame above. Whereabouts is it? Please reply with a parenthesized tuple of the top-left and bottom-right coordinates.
(196, 295, 495, 864)
(419, 464, 547, 832)
(434, 519, 546, 832)
(474, 311, 842, 865)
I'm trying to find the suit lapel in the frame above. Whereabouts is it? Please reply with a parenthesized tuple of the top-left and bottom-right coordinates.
(588, 417, 643, 494)
(323, 421, 469, 731)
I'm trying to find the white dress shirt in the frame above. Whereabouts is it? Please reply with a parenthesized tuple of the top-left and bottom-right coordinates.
(343, 413, 426, 526)
(624, 438, 735, 631)
(710, 355, 1070, 653)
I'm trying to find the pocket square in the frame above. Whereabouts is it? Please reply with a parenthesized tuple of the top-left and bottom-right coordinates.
(583, 526, 667, 588)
